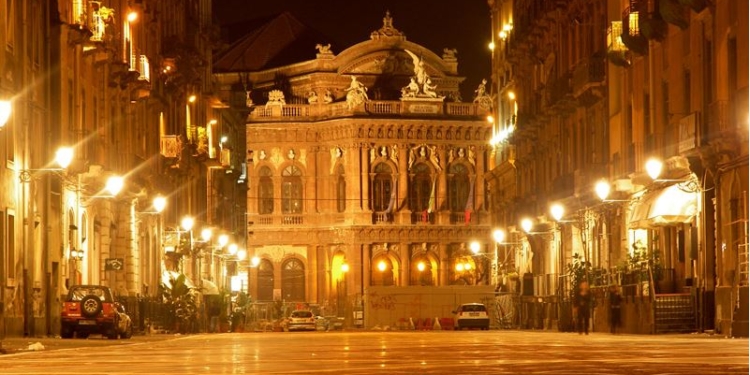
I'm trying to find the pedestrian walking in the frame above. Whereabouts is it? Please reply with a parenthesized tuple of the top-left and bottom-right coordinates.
(574, 281, 592, 335)
(609, 285, 622, 334)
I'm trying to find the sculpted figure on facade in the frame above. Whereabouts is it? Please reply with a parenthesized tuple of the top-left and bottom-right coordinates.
(472, 78, 493, 110)
(266, 89, 286, 107)
(307, 91, 319, 104)
(345, 76, 368, 109)
(315, 43, 333, 57)
(428, 145, 441, 171)
(390, 144, 399, 163)
(423, 78, 438, 98)
(323, 89, 334, 104)
(400, 77, 419, 98)
(442, 48, 457, 61)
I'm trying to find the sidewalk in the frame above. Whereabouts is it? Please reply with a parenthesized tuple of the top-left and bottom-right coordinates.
(0, 333, 177, 354)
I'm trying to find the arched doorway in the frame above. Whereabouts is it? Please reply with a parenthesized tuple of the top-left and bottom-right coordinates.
(257, 259, 274, 301)
(371, 256, 396, 286)
(282, 258, 305, 301)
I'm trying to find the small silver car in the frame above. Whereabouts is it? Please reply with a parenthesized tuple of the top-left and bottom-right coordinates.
(453, 303, 490, 330)
(288, 310, 316, 331)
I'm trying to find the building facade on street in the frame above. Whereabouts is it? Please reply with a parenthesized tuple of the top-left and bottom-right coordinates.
(214, 12, 493, 317)
(0, 0, 245, 337)
(487, 0, 748, 336)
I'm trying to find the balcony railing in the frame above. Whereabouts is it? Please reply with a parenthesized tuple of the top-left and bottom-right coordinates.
(372, 212, 394, 224)
(572, 57, 605, 98)
(248, 101, 487, 121)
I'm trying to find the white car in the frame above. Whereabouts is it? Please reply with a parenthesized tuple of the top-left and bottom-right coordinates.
(453, 303, 490, 330)
(288, 310, 316, 331)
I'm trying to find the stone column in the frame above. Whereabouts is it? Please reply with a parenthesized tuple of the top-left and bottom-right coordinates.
(305, 147, 317, 215)
(475, 146, 486, 213)
(361, 243, 371, 293)
(308, 244, 317, 304)
(399, 243, 410, 286)
(438, 243, 449, 286)
(125, 198, 137, 296)
(355, 143, 368, 213)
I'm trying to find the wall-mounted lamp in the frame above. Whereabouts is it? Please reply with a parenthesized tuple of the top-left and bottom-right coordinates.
(70, 248, 84, 260)
(0, 100, 11, 128)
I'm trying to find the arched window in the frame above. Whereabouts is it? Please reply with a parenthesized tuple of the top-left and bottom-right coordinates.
(258, 167, 274, 214)
(372, 163, 393, 212)
(409, 163, 432, 212)
(282, 165, 303, 214)
(410, 256, 435, 286)
(448, 163, 470, 212)
(336, 164, 346, 213)
(371, 257, 395, 286)
(281, 258, 305, 301)
(257, 259, 274, 301)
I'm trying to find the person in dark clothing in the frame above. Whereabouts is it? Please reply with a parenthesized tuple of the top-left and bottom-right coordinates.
(609, 285, 622, 334)
(574, 281, 592, 335)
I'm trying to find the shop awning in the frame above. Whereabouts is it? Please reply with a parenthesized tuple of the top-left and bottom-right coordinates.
(201, 279, 220, 295)
(629, 183, 699, 229)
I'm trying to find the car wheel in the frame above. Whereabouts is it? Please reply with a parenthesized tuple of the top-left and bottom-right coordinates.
(80, 295, 103, 318)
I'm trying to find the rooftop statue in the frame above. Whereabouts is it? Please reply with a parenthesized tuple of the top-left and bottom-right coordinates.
(472, 79, 493, 110)
(345, 76, 368, 109)
(401, 49, 444, 101)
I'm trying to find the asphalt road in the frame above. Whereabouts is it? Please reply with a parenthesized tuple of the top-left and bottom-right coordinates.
(0, 331, 747, 374)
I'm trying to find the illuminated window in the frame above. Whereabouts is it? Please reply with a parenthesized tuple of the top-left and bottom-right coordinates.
(281, 165, 303, 214)
(409, 163, 432, 212)
(258, 167, 274, 215)
(371, 163, 393, 212)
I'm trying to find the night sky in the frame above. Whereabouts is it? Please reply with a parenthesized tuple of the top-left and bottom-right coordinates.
(213, 0, 492, 99)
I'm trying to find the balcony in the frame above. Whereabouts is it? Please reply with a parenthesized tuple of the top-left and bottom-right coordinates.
(572, 57, 606, 104)
(247, 100, 487, 122)
(547, 74, 576, 114)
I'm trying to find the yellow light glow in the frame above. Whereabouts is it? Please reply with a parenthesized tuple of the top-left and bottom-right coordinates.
(645, 158, 663, 180)
(127, 12, 137, 22)
(508, 91, 516, 100)
(188, 95, 196, 103)
(55, 146, 74, 168)
(456, 263, 464, 272)
(181, 216, 195, 231)
(0, 100, 11, 127)
(493, 229, 505, 244)
(470, 241, 480, 254)
(595, 180, 611, 201)
(499, 31, 507, 40)
(521, 218, 533, 233)
(417, 262, 426, 272)
(201, 228, 212, 242)
(377, 261, 387, 272)
(218, 234, 229, 247)
(464, 262, 472, 270)
(488, 42, 495, 50)
(550, 203, 565, 221)
(152, 196, 167, 213)
(105, 176, 124, 196)
(486, 115, 494, 124)
(341, 263, 350, 273)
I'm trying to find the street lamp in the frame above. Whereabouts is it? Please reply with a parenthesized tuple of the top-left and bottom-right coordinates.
(0, 100, 10, 127)
(595, 179, 611, 201)
(645, 158, 663, 180)
(19, 146, 75, 182)
(152, 196, 167, 213)
(521, 218, 533, 233)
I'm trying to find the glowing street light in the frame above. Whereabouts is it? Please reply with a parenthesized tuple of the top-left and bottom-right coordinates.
(417, 261, 426, 272)
(521, 218, 533, 233)
(251, 256, 260, 267)
(470, 241, 481, 255)
(152, 196, 167, 213)
(493, 228, 505, 244)
(595, 179, 611, 201)
(341, 262, 350, 273)
(237, 248, 247, 261)
(105, 176, 124, 196)
(645, 158, 663, 180)
(218, 234, 229, 248)
(228, 243, 238, 256)
(55, 147, 74, 169)
(377, 260, 387, 272)
(0, 100, 10, 128)
(550, 203, 565, 222)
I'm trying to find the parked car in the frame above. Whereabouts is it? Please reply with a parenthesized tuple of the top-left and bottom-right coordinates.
(453, 303, 490, 330)
(61, 285, 133, 339)
(288, 310, 316, 331)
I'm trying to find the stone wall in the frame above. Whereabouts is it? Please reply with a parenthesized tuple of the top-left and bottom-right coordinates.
(364, 286, 495, 329)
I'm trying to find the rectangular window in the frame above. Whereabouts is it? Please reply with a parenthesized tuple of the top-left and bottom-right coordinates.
(7, 214, 14, 279)
(5, 0, 15, 51)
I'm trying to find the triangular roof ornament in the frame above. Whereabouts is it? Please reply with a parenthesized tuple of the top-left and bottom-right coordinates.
(370, 10, 406, 41)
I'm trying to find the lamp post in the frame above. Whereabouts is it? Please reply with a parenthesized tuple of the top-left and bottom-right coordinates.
(180, 216, 195, 277)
